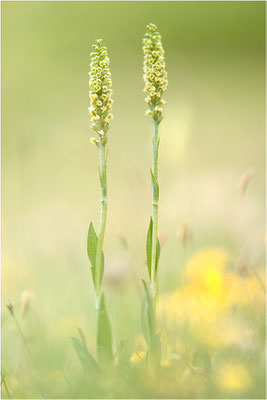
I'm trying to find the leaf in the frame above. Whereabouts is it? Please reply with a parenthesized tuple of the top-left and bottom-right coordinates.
(146, 218, 153, 278)
(115, 340, 131, 369)
(146, 218, 161, 278)
(87, 222, 105, 289)
(87, 222, 98, 268)
(141, 280, 154, 347)
(97, 293, 113, 366)
(71, 337, 99, 374)
(150, 169, 159, 202)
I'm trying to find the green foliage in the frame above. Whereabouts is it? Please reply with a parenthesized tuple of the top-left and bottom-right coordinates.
(114, 340, 131, 370)
(97, 293, 114, 367)
(141, 280, 161, 367)
(141, 279, 154, 348)
(71, 337, 99, 374)
(87, 222, 104, 290)
(146, 218, 161, 279)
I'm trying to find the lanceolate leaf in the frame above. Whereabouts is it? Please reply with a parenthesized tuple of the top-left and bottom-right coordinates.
(97, 293, 113, 366)
(87, 222, 105, 289)
(87, 222, 98, 268)
(71, 337, 99, 374)
(141, 280, 154, 348)
(146, 218, 161, 278)
(115, 340, 131, 369)
(156, 237, 161, 274)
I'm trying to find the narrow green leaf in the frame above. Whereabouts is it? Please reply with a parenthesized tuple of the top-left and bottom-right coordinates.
(146, 218, 153, 278)
(87, 222, 105, 288)
(97, 293, 113, 366)
(71, 337, 99, 373)
(150, 169, 159, 202)
(87, 222, 98, 268)
(146, 218, 161, 278)
(141, 280, 154, 347)
(155, 237, 161, 274)
(115, 340, 131, 368)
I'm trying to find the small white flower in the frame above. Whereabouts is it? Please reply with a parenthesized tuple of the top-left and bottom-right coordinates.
(88, 39, 113, 140)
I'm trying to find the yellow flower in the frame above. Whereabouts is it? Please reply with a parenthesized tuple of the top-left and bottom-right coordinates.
(183, 248, 227, 297)
(217, 363, 251, 391)
(130, 351, 145, 363)
(143, 23, 168, 121)
(225, 270, 265, 307)
(161, 359, 171, 367)
(89, 39, 113, 139)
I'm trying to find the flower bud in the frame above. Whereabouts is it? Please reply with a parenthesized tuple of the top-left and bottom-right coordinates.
(89, 39, 113, 143)
(21, 290, 34, 316)
(143, 23, 168, 122)
(6, 300, 14, 315)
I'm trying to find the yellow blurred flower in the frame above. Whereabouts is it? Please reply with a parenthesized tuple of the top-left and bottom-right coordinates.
(158, 248, 264, 350)
(130, 351, 145, 363)
(226, 270, 265, 307)
(183, 248, 227, 296)
(158, 249, 228, 324)
(161, 359, 171, 367)
(217, 363, 251, 391)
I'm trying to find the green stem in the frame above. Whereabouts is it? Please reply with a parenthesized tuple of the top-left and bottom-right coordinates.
(148, 119, 160, 372)
(150, 119, 159, 300)
(12, 314, 37, 367)
(95, 141, 107, 307)
(1, 373, 11, 399)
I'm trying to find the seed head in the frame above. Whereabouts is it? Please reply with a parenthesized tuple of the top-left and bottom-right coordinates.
(89, 39, 113, 143)
(21, 290, 34, 316)
(237, 167, 255, 199)
(6, 300, 14, 315)
(143, 23, 168, 122)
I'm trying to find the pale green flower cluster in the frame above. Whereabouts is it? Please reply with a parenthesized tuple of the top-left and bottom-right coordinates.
(89, 39, 113, 144)
(143, 23, 168, 122)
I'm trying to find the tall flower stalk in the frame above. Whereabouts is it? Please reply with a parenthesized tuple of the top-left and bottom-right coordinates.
(88, 39, 113, 308)
(82, 39, 114, 368)
(142, 23, 168, 370)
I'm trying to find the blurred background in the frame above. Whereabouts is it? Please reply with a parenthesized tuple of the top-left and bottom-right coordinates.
(2, 1, 265, 398)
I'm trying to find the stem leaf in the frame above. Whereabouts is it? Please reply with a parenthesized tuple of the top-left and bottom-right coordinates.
(71, 337, 99, 374)
(87, 222, 97, 268)
(141, 279, 154, 348)
(97, 293, 113, 366)
(87, 222, 105, 289)
(146, 218, 161, 278)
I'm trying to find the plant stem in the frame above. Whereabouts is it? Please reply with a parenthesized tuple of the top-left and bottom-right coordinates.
(95, 141, 108, 308)
(12, 314, 37, 368)
(149, 119, 160, 371)
(1, 373, 11, 399)
(150, 119, 159, 300)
